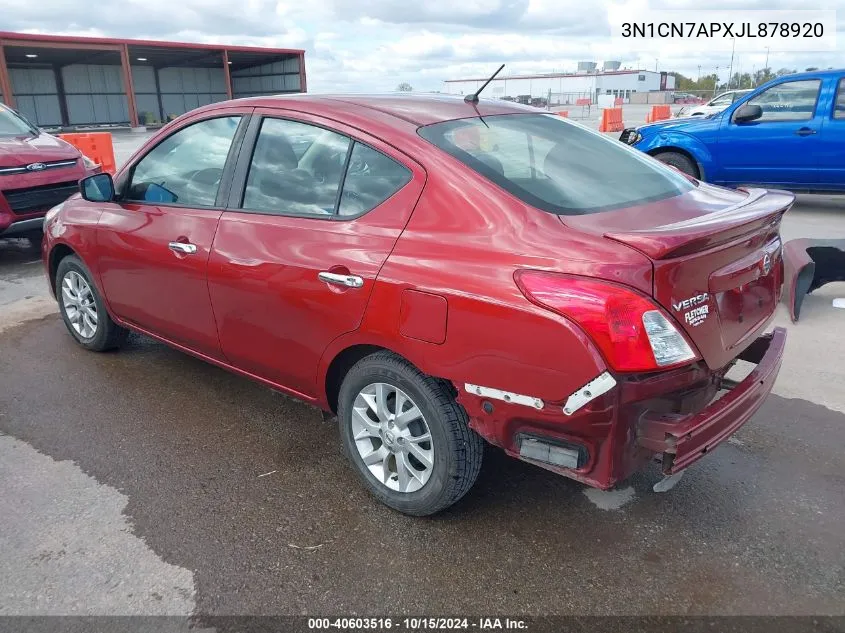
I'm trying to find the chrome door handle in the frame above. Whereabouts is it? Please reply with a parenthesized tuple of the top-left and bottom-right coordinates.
(318, 271, 364, 288)
(168, 241, 197, 254)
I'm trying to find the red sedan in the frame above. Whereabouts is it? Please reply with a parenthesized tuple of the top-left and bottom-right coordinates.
(42, 94, 788, 515)
(0, 104, 99, 238)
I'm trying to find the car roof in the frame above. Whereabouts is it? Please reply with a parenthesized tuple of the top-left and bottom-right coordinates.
(760, 68, 844, 83)
(200, 93, 540, 127)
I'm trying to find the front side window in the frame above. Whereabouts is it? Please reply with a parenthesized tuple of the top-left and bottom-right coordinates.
(834, 79, 845, 119)
(126, 116, 241, 206)
(710, 94, 733, 107)
(744, 79, 821, 122)
(0, 104, 36, 136)
(419, 114, 692, 215)
(242, 118, 350, 216)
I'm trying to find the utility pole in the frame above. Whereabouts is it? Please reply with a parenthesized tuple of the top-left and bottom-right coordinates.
(728, 38, 735, 89)
(713, 66, 719, 97)
(764, 46, 770, 73)
(697, 65, 701, 82)
(655, 58, 658, 72)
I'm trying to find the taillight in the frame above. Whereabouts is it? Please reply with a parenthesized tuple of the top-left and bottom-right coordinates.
(515, 271, 699, 372)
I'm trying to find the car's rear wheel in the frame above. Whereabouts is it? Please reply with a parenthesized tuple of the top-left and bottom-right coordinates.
(56, 255, 128, 352)
(653, 151, 699, 179)
(338, 351, 484, 516)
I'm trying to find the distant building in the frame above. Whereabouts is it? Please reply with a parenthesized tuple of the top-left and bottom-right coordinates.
(443, 69, 675, 105)
(0, 31, 306, 128)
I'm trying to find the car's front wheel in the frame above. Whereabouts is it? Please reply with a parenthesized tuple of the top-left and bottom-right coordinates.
(338, 351, 484, 516)
(653, 151, 699, 179)
(56, 254, 128, 352)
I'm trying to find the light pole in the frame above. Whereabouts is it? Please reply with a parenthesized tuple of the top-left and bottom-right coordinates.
(764, 46, 770, 74)
(727, 38, 735, 89)
(655, 58, 658, 72)
(713, 66, 719, 97)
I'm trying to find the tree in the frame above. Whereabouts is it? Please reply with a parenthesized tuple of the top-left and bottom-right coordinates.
(805, 67, 819, 72)
(669, 71, 719, 94)
(775, 68, 796, 77)
(396, 82, 413, 92)
(753, 67, 774, 86)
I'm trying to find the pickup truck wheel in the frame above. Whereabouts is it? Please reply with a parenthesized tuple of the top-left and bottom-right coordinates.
(56, 255, 128, 352)
(653, 151, 699, 178)
(338, 351, 484, 516)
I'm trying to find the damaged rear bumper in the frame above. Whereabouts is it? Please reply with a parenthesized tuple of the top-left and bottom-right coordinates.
(783, 238, 845, 322)
(637, 327, 787, 474)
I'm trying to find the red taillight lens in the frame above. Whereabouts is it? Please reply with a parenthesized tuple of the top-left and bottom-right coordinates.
(515, 271, 699, 372)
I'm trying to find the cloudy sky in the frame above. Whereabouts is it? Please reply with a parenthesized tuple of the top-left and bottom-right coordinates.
(1, 0, 842, 92)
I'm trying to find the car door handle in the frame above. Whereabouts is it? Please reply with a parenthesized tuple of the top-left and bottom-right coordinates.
(795, 127, 817, 136)
(318, 271, 364, 288)
(168, 241, 197, 254)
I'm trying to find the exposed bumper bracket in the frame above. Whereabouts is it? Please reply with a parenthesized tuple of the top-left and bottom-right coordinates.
(562, 372, 617, 416)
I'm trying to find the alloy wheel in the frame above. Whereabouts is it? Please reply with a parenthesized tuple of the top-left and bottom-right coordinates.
(61, 270, 98, 339)
(351, 382, 435, 493)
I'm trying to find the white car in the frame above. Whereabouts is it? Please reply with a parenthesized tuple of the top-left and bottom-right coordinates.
(676, 90, 752, 117)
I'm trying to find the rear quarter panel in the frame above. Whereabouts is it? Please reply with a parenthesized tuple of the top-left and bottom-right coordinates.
(318, 148, 654, 448)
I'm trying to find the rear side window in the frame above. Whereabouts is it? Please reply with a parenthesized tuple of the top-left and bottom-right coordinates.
(834, 79, 845, 119)
(240, 117, 412, 218)
(243, 118, 350, 216)
(745, 79, 821, 122)
(338, 144, 411, 217)
(418, 113, 692, 215)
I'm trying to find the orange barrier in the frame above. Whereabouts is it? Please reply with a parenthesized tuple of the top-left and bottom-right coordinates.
(614, 97, 623, 106)
(598, 107, 624, 133)
(58, 132, 117, 174)
(575, 98, 592, 106)
(558, 111, 569, 118)
(645, 104, 672, 124)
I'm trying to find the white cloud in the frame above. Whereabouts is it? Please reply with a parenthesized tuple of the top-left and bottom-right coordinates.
(0, 0, 842, 93)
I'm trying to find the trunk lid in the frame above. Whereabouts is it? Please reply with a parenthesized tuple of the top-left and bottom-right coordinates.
(563, 184, 793, 370)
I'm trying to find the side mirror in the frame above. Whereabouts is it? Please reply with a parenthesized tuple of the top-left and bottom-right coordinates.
(734, 104, 763, 123)
(80, 173, 115, 202)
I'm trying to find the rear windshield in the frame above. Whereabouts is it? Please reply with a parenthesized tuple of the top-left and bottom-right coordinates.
(418, 113, 693, 215)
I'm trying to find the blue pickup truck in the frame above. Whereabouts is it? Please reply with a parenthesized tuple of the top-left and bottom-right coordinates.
(620, 69, 845, 192)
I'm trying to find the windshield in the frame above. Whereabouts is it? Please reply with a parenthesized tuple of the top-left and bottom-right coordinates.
(419, 113, 692, 215)
(0, 105, 36, 136)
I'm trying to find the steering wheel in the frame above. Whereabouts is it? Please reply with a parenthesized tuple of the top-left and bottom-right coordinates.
(186, 167, 223, 190)
(183, 168, 224, 205)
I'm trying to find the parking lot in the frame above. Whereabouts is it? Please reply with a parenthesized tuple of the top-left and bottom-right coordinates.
(1, 114, 844, 619)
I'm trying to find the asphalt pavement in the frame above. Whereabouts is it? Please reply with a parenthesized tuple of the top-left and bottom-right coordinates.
(0, 126, 843, 619)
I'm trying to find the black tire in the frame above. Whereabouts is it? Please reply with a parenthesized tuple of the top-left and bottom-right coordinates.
(55, 254, 128, 352)
(338, 351, 484, 516)
(653, 151, 699, 178)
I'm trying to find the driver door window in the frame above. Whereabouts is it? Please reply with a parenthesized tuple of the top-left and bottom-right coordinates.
(126, 116, 242, 206)
(744, 80, 821, 122)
